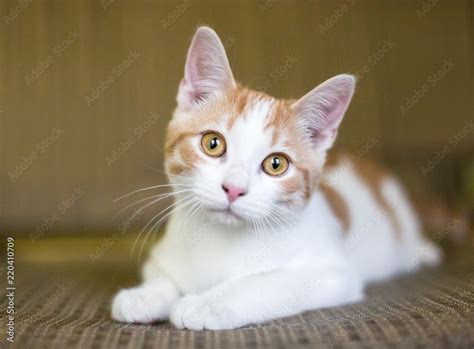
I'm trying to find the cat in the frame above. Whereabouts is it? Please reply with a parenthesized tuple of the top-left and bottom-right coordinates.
(111, 26, 442, 330)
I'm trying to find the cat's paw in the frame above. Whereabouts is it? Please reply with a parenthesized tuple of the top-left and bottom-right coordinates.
(170, 294, 244, 330)
(111, 287, 167, 324)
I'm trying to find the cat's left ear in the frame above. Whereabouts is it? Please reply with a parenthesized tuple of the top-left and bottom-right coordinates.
(291, 74, 356, 151)
(177, 26, 236, 110)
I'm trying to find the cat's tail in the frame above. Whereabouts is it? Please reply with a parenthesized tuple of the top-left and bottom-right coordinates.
(414, 198, 471, 244)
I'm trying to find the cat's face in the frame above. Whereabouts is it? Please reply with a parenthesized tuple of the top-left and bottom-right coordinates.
(165, 88, 314, 225)
(165, 27, 355, 226)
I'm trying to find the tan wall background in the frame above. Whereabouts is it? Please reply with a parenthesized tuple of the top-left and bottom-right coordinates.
(0, 0, 472, 235)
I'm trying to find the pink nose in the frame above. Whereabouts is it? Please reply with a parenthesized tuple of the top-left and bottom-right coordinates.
(222, 183, 247, 203)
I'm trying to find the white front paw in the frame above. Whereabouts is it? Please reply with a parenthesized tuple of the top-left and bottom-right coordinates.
(111, 288, 167, 324)
(170, 294, 243, 330)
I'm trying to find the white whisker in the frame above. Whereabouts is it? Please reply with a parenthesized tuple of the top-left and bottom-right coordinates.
(269, 209, 294, 234)
(131, 194, 195, 259)
(180, 201, 203, 231)
(114, 189, 192, 219)
(113, 183, 193, 202)
(267, 211, 287, 233)
(137, 196, 196, 262)
(145, 164, 167, 175)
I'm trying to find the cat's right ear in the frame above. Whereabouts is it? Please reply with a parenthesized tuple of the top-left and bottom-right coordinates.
(177, 27, 236, 110)
(291, 74, 356, 151)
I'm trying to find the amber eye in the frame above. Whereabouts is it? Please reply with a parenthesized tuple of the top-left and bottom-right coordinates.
(262, 153, 289, 176)
(201, 132, 226, 157)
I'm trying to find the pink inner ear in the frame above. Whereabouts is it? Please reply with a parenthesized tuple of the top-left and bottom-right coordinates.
(178, 78, 196, 109)
(185, 52, 201, 89)
(177, 27, 236, 110)
(318, 99, 349, 131)
(309, 128, 337, 142)
(292, 74, 356, 150)
(180, 78, 206, 105)
(179, 47, 208, 107)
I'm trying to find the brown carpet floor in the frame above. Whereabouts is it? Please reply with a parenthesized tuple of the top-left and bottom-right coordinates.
(1, 237, 473, 348)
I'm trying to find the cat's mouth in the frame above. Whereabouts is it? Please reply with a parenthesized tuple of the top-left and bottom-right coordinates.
(208, 206, 243, 224)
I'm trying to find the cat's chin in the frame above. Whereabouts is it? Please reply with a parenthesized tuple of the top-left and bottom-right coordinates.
(206, 207, 246, 226)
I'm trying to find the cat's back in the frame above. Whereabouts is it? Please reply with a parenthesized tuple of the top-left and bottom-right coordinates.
(316, 152, 438, 282)
(320, 152, 401, 235)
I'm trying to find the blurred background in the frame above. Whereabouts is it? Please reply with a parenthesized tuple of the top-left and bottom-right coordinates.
(0, 0, 472, 238)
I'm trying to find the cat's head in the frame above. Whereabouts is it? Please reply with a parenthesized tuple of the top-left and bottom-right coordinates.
(165, 27, 356, 226)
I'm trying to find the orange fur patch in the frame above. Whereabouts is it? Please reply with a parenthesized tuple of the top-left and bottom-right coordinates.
(319, 182, 351, 233)
(264, 98, 317, 201)
(167, 162, 189, 176)
(265, 100, 294, 147)
(354, 160, 401, 237)
(165, 131, 194, 157)
(326, 153, 401, 237)
(179, 138, 201, 166)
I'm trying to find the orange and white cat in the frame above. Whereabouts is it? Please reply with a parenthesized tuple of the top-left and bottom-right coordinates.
(111, 27, 441, 330)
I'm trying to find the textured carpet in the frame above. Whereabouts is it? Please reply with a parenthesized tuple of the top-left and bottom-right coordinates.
(1, 238, 473, 349)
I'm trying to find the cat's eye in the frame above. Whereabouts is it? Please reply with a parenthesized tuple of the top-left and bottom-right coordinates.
(201, 132, 226, 157)
(262, 153, 289, 176)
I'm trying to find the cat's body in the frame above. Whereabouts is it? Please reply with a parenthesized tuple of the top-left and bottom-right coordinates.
(111, 27, 441, 330)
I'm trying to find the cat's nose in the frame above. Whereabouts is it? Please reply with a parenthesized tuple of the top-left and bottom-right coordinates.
(221, 183, 247, 203)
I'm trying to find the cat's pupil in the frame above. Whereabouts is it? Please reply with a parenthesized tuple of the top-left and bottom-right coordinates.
(209, 138, 219, 149)
(272, 157, 280, 169)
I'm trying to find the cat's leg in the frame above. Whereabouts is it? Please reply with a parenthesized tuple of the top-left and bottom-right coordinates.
(170, 266, 363, 330)
(111, 273, 180, 323)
